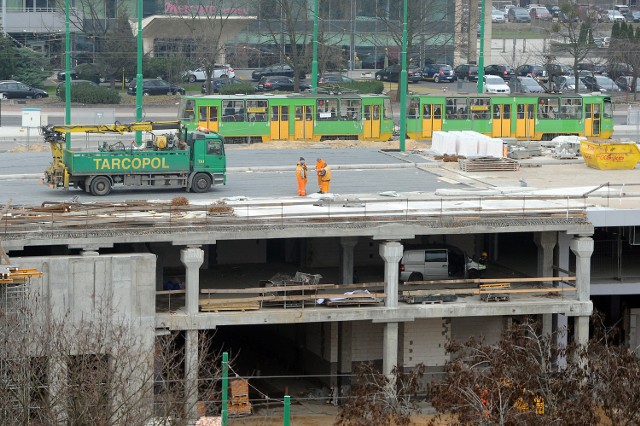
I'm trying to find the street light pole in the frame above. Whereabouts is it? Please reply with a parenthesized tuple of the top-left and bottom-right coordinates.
(311, 0, 318, 93)
(399, 0, 408, 152)
(135, 0, 143, 143)
(477, 0, 486, 94)
(64, 0, 71, 148)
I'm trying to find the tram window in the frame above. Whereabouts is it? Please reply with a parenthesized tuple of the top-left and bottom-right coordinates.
(282, 106, 289, 121)
(364, 107, 371, 120)
(184, 100, 195, 121)
(223, 100, 244, 122)
(470, 98, 489, 120)
(433, 106, 442, 119)
(295, 106, 303, 120)
(271, 106, 279, 121)
(527, 104, 535, 119)
(604, 99, 612, 119)
(517, 104, 524, 119)
(560, 98, 581, 119)
(493, 105, 500, 119)
(445, 98, 467, 120)
(408, 98, 419, 118)
(246, 100, 268, 122)
(317, 99, 338, 120)
(199, 106, 207, 121)
(340, 99, 360, 121)
(383, 98, 392, 119)
(504, 104, 510, 119)
(306, 107, 313, 121)
(423, 105, 431, 119)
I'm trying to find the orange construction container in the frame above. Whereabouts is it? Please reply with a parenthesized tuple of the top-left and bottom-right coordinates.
(580, 140, 640, 170)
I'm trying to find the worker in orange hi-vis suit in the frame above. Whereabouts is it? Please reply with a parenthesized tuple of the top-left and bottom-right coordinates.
(295, 157, 308, 196)
(318, 161, 332, 194)
(315, 158, 324, 193)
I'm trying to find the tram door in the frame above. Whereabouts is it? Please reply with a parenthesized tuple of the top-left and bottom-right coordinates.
(515, 103, 535, 139)
(491, 103, 511, 138)
(294, 105, 314, 140)
(363, 104, 381, 139)
(585, 103, 601, 137)
(197, 106, 219, 132)
(270, 106, 290, 140)
(421, 104, 443, 139)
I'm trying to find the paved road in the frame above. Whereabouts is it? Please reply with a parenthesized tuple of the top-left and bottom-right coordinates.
(0, 149, 458, 206)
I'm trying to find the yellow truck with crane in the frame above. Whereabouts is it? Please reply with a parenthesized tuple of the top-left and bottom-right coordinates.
(41, 121, 226, 196)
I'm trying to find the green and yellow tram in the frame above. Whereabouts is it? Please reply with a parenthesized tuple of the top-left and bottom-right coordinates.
(179, 93, 395, 143)
(406, 93, 613, 141)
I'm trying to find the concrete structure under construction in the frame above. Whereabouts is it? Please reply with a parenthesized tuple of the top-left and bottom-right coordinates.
(4, 152, 640, 420)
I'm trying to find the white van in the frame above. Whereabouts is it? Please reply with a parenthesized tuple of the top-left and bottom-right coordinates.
(399, 248, 481, 281)
(614, 4, 630, 16)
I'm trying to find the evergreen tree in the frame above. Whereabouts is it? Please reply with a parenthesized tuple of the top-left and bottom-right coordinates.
(0, 35, 16, 80)
(612, 21, 620, 39)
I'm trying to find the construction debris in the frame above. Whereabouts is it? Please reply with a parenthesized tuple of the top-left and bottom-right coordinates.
(459, 157, 520, 172)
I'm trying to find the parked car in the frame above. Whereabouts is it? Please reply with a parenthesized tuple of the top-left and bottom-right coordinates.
(127, 79, 185, 96)
(547, 64, 573, 82)
(607, 63, 632, 80)
(399, 247, 481, 281)
(509, 76, 545, 93)
(554, 75, 589, 92)
(0, 80, 48, 99)
(630, 10, 640, 22)
(576, 63, 607, 75)
(484, 64, 515, 81)
(56, 70, 78, 82)
(422, 64, 456, 83)
(183, 64, 235, 83)
(515, 65, 548, 82)
(483, 75, 511, 94)
(545, 4, 561, 18)
(606, 10, 626, 22)
(491, 8, 506, 23)
(375, 64, 422, 83)
(581, 75, 621, 92)
(255, 76, 310, 92)
(318, 74, 355, 85)
(55, 79, 98, 96)
(507, 7, 531, 22)
(615, 76, 640, 92)
(593, 36, 610, 49)
(251, 64, 305, 81)
(558, 10, 579, 23)
(200, 77, 244, 94)
(360, 54, 388, 69)
(614, 4, 630, 17)
(454, 64, 479, 82)
(530, 6, 552, 20)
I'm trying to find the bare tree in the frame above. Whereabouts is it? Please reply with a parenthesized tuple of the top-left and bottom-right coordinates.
(97, 14, 137, 88)
(608, 21, 640, 101)
(551, 3, 599, 93)
(428, 320, 598, 425)
(171, 0, 251, 94)
(335, 362, 425, 426)
(256, 0, 312, 91)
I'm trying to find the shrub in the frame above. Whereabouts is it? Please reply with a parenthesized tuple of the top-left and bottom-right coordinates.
(321, 81, 384, 94)
(58, 84, 121, 104)
(218, 82, 256, 95)
(76, 63, 102, 83)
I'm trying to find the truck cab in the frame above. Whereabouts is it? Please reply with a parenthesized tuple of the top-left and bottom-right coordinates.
(399, 247, 480, 281)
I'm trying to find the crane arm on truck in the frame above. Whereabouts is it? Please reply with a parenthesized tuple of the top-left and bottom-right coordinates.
(41, 120, 183, 143)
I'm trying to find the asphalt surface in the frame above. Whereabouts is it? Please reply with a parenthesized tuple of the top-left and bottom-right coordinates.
(0, 148, 457, 206)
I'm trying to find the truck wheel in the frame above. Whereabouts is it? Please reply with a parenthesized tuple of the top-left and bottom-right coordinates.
(191, 173, 212, 193)
(188, 75, 197, 83)
(408, 272, 423, 282)
(90, 176, 112, 196)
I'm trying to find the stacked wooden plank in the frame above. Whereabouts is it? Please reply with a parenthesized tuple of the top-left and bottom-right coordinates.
(228, 379, 252, 417)
(459, 157, 520, 172)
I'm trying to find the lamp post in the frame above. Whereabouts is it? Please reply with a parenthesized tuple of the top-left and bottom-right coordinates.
(399, 0, 408, 152)
(311, 0, 318, 93)
(135, 0, 143, 144)
(64, 0, 71, 148)
(477, 0, 485, 94)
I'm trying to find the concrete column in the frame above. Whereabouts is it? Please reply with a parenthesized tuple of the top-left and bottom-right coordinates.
(574, 316, 589, 346)
(379, 241, 403, 308)
(184, 329, 199, 420)
(181, 246, 204, 315)
(339, 237, 358, 285)
(49, 358, 68, 424)
(383, 322, 399, 377)
(541, 314, 553, 337)
(337, 322, 353, 403)
(570, 235, 594, 302)
(534, 231, 557, 282)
